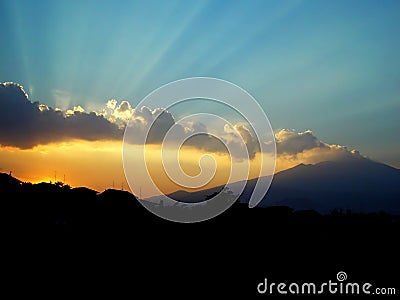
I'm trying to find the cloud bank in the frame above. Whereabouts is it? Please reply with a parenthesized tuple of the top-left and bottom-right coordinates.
(0, 82, 122, 149)
(0, 83, 258, 158)
(0, 82, 366, 167)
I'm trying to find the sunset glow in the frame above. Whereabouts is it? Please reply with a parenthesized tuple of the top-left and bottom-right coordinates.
(0, 135, 340, 198)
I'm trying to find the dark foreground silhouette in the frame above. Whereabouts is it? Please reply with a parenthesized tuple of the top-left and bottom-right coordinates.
(1, 173, 399, 298)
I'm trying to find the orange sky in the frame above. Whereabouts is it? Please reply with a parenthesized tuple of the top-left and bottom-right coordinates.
(1, 137, 355, 198)
(0, 140, 129, 192)
(0, 140, 285, 198)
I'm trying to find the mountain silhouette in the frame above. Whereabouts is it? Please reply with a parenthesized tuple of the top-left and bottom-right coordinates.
(256, 156, 400, 213)
(147, 156, 400, 214)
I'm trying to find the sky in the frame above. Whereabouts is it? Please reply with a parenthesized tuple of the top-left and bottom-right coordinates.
(0, 0, 399, 196)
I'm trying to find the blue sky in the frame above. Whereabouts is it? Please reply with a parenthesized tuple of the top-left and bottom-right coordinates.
(0, 0, 399, 166)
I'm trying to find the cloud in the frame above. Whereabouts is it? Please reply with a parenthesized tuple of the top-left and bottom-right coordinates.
(276, 129, 327, 155)
(275, 129, 365, 170)
(106, 99, 117, 110)
(122, 106, 259, 160)
(183, 132, 228, 155)
(123, 106, 196, 146)
(101, 99, 134, 124)
(0, 83, 193, 150)
(66, 105, 85, 116)
(179, 123, 261, 160)
(234, 125, 260, 159)
(0, 82, 122, 149)
(113, 101, 134, 123)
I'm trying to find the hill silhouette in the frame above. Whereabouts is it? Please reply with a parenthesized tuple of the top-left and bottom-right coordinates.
(0, 172, 21, 191)
(0, 175, 154, 228)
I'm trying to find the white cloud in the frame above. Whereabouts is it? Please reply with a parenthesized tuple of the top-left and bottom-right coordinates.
(66, 105, 85, 116)
(106, 99, 117, 110)
(38, 104, 49, 112)
(276, 129, 326, 155)
(113, 101, 133, 122)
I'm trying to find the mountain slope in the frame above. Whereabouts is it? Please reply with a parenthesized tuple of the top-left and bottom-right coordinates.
(260, 157, 400, 213)
(147, 157, 400, 214)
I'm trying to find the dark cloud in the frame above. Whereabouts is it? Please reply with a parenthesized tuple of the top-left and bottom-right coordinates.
(184, 133, 228, 154)
(182, 124, 261, 159)
(123, 107, 259, 159)
(0, 82, 123, 149)
(123, 106, 185, 145)
(275, 129, 327, 155)
(275, 129, 364, 161)
(234, 125, 260, 159)
(147, 109, 180, 144)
